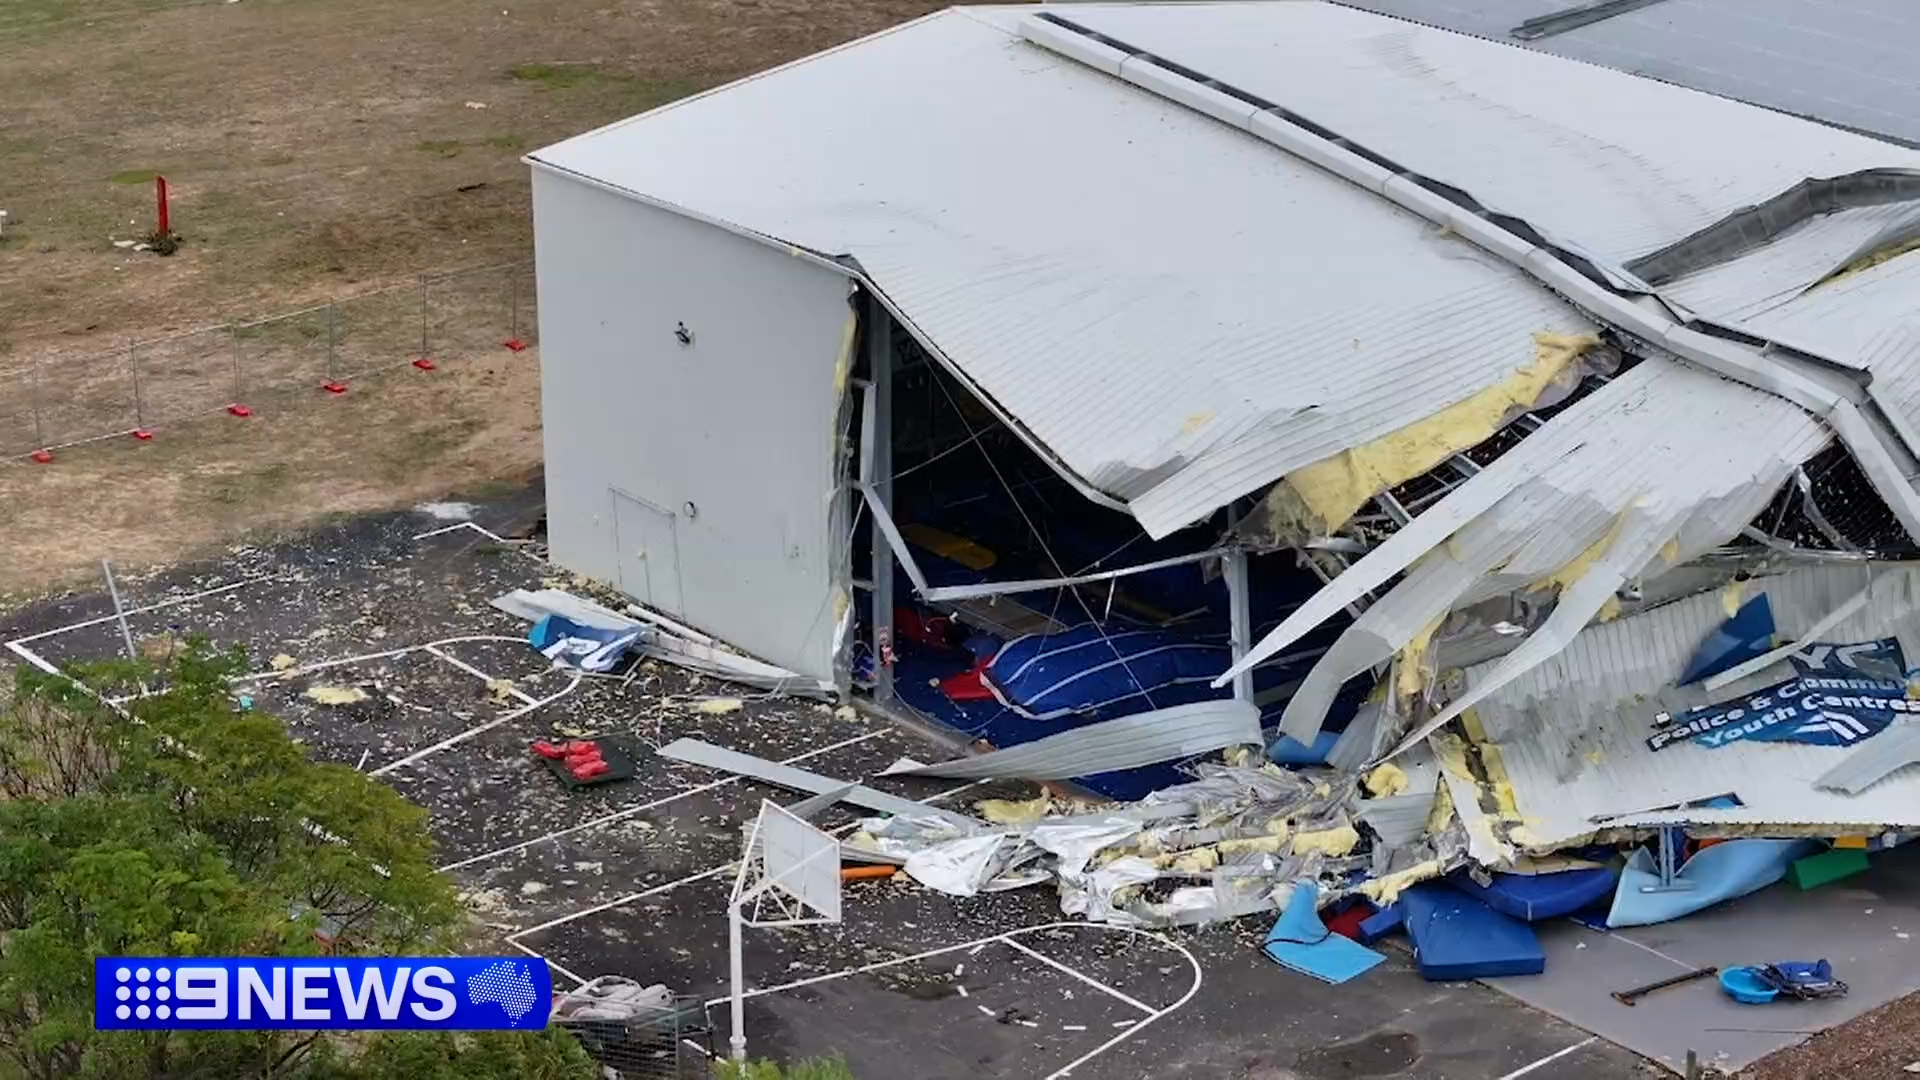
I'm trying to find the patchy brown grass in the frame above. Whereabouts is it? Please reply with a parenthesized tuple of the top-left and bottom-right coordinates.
(0, 0, 946, 595)
(0, 349, 543, 598)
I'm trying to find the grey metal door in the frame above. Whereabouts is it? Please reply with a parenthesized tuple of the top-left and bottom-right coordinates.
(611, 487, 683, 617)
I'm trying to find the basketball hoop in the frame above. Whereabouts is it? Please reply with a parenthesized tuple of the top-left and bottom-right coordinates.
(728, 800, 843, 1061)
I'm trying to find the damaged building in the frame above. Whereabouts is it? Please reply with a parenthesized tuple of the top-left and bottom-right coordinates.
(524, 0, 1920, 990)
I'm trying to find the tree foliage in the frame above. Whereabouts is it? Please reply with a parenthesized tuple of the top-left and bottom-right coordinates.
(0, 645, 597, 1080)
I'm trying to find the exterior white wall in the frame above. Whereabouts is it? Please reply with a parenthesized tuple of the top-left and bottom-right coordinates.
(531, 168, 854, 682)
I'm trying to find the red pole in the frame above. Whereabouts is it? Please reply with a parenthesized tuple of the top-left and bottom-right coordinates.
(155, 175, 169, 236)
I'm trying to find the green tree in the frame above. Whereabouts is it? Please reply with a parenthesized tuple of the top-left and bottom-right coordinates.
(0, 646, 597, 1080)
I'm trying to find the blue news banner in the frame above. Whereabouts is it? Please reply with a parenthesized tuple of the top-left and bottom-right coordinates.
(95, 957, 551, 1031)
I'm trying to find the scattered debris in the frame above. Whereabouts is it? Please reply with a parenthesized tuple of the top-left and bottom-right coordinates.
(695, 697, 744, 715)
(304, 685, 368, 706)
(269, 653, 298, 671)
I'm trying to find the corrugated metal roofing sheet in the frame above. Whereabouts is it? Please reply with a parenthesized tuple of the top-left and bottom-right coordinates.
(1458, 564, 1920, 844)
(881, 699, 1261, 780)
(529, 7, 1591, 537)
(1231, 357, 1829, 741)
(1050, 2, 1920, 266)
(1335, 0, 1920, 147)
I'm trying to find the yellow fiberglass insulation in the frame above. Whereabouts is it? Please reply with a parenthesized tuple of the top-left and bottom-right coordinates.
(1279, 331, 1599, 533)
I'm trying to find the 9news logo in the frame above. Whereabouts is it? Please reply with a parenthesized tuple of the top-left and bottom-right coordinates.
(95, 957, 551, 1031)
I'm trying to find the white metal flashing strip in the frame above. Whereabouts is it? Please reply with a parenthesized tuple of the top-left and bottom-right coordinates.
(1020, 15, 1920, 546)
(921, 548, 1228, 603)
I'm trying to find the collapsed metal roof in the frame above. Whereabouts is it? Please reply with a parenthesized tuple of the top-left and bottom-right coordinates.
(1448, 564, 1920, 857)
(528, 6, 1593, 540)
(1335, 0, 1920, 148)
(534, 2, 1920, 824)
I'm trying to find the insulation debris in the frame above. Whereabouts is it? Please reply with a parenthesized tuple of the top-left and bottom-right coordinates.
(304, 685, 368, 706)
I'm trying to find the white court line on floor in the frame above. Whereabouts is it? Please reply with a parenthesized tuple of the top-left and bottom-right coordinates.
(999, 936, 1156, 1016)
(508, 938, 589, 988)
(504, 776, 992, 941)
(369, 670, 584, 777)
(440, 728, 891, 873)
(1494, 1035, 1599, 1080)
(5, 640, 58, 675)
(423, 643, 540, 706)
(697, 922, 1203, 1080)
(6, 577, 268, 646)
(412, 520, 508, 544)
(1570, 918, 1696, 970)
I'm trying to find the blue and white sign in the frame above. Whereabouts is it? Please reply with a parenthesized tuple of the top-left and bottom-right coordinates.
(1647, 675, 1915, 752)
(1788, 637, 1906, 681)
(94, 957, 551, 1031)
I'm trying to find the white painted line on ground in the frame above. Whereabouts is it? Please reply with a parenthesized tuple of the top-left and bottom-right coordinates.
(1495, 1036, 1598, 1080)
(5, 640, 59, 675)
(7, 577, 265, 645)
(999, 936, 1157, 1015)
(507, 938, 587, 988)
(510, 863, 736, 941)
(438, 729, 891, 872)
(423, 643, 540, 705)
(1042, 928, 1204, 1080)
(412, 520, 508, 544)
(503, 773, 987, 937)
(232, 634, 534, 683)
(696, 920, 1202, 1080)
(1575, 919, 1696, 970)
(369, 671, 583, 777)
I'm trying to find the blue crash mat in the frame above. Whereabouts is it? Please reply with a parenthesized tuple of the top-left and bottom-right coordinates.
(1607, 838, 1823, 928)
(1263, 880, 1386, 985)
(1401, 884, 1545, 980)
(1448, 866, 1619, 922)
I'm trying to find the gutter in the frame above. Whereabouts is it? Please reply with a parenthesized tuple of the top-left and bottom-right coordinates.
(1018, 14, 1920, 547)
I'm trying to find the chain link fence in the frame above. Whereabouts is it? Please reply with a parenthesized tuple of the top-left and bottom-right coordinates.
(0, 262, 536, 459)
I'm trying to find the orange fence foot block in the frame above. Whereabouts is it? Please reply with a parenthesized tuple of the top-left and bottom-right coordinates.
(29, 449, 53, 464)
(132, 429, 154, 441)
(411, 357, 437, 371)
(227, 404, 252, 418)
(320, 381, 348, 394)
(503, 338, 528, 352)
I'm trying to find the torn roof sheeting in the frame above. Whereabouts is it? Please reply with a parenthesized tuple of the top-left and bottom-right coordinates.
(1452, 563, 1920, 851)
(1336, 0, 1920, 149)
(1033, 2, 1920, 429)
(527, 6, 1593, 539)
(1230, 357, 1831, 742)
(1044, 2, 1920, 268)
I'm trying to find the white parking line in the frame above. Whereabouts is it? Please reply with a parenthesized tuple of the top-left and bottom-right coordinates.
(1495, 1036, 1598, 1080)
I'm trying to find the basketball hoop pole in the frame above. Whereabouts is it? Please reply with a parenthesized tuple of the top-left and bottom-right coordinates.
(727, 800, 843, 1064)
(728, 901, 749, 1062)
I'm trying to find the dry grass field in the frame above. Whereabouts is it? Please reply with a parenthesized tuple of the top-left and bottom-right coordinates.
(0, 0, 941, 595)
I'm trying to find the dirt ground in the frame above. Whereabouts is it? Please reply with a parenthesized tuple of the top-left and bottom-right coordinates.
(1739, 992, 1920, 1079)
(0, 348, 543, 598)
(0, 0, 942, 594)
